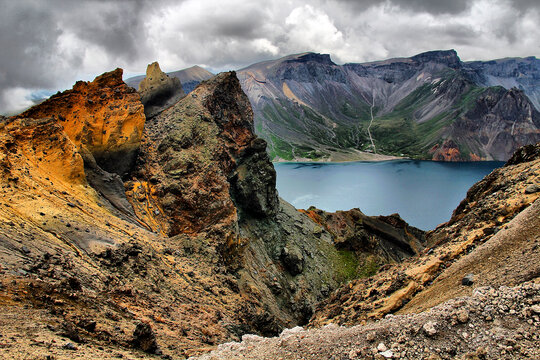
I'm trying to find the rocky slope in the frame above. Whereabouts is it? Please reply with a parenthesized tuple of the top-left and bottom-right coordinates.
(0, 68, 432, 359)
(189, 143, 540, 360)
(310, 142, 540, 326)
(237, 50, 540, 161)
(193, 281, 540, 360)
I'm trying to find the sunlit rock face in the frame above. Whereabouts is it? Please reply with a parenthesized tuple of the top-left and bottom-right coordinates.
(17, 68, 146, 176)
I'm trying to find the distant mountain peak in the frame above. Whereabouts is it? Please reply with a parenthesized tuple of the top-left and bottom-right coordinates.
(285, 52, 336, 66)
(411, 49, 461, 68)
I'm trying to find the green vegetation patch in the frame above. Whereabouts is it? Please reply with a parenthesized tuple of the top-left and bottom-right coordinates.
(335, 249, 360, 282)
(357, 255, 380, 279)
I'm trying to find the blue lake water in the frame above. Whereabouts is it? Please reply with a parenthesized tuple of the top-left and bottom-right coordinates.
(274, 160, 504, 230)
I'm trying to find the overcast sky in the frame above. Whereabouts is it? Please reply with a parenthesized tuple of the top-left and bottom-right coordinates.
(1, 0, 539, 114)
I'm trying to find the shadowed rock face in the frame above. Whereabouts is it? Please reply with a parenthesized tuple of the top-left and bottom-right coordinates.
(16, 68, 145, 176)
(450, 87, 540, 161)
(300, 208, 426, 262)
(128, 71, 279, 238)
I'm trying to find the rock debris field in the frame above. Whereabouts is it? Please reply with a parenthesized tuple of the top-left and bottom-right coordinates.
(192, 281, 540, 360)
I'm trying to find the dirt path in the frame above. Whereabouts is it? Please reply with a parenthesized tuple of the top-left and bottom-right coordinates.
(366, 92, 376, 154)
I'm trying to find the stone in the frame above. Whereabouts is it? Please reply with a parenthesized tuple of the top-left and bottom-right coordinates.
(423, 321, 438, 336)
(457, 309, 469, 323)
(138, 62, 185, 118)
(380, 349, 394, 358)
(366, 332, 376, 342)
(132, 322, 158, 354)
(524, 184, 540, 194)
(462, 274, 474, 286)
(62, 322, 81, 343)
(377, 343, 388, 352)
(62, 342, 77, 350)
(281, 246, 305, 276)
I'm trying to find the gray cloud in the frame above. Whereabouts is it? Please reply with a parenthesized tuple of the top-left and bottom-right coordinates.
(333, 0, 470, 14)
(1, 0, 539, 114)
(510, 0, 540, 11)
(336, 0, 540, 14)
(390, 0, 470, 14)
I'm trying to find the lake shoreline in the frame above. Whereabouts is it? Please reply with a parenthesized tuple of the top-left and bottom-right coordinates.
(275, 160, 505, 230)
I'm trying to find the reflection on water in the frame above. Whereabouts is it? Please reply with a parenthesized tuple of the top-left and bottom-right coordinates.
(274, 160, 503, 230)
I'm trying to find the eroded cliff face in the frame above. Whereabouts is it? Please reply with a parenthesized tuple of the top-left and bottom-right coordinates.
(238, 50, 540, 162)
(17, 68, 145, 176)
(127, 71, 277, 238)
(451, 87, 540, 161)
(301, 208, 426, 263)
(126, 71, 351, 331)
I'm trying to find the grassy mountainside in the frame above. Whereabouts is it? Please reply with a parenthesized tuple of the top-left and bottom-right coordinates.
(239, 51, 540, 161)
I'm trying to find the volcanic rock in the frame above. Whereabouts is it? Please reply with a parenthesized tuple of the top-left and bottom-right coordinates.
(300, 207, 426, 262)
(138, 61, 185, 118)
(128, 71, 277, 237)
(17, 68, 145, 176)
(310, 142, 540, 326)
(192, 282, 540, 360)
(132, 322, 158, 353)
(238, 50, 540, 161)
(461, 273, 474, 286)
(2, 63, 538, 360)
(126, 65, 214, 94)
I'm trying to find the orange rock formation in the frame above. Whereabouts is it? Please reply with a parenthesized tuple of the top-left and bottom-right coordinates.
(17, 68, 145, 175)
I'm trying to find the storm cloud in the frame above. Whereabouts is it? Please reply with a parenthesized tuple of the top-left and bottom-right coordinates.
(1, 0, 539, 114)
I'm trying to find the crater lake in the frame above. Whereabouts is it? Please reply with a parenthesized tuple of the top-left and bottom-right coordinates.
(274, 160, 504, 230)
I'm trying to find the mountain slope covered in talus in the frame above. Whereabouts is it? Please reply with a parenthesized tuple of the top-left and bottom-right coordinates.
(0, 67, 428, 358)
(238, 50, 540, 161)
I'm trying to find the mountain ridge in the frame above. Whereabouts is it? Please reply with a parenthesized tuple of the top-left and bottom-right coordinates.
(237, 49, 540, 162)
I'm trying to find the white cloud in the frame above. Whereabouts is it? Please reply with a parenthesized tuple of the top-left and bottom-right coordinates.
(252, 38, 280, 56)
(285, 5, 346, 52)
(0, 87, 35, 115)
